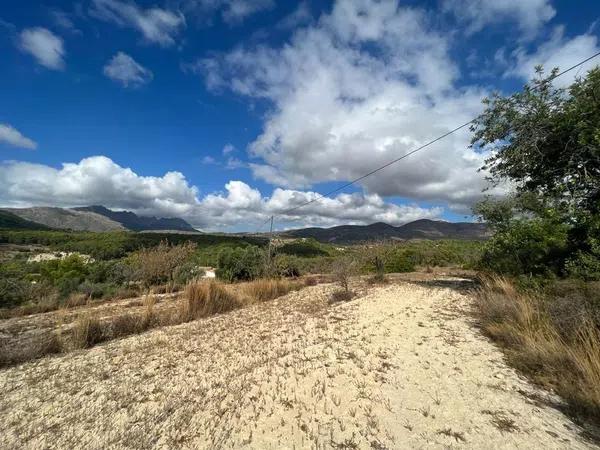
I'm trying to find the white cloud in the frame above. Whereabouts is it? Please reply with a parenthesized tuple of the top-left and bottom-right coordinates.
(183, 0, 273, 25)
(50, 9, 82, 34)
(442, 0, 555, 38)
(0, 124, 38, 150)
(199, 181, 442, 229)
(506, 26, 600, 87)
(103, 52, 153, 87)
(222, 0, 274, 24)
(201, 155, 217, 164)
(277, 2, 312, 30)
(222, 143, 235, 154)
(0, 156, 442, 230)
(0, 156, 199, 219)
(91, 0, 185, 47)
(196, 0, 495, 213)
(225, 157, 245, 169)
(19, 27, 65, 70)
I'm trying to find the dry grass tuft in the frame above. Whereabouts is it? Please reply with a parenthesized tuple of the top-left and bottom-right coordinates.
(304, 276, 319, 286)
(240, 279, 302, 303)
(180, 280, 240, 322)
(0, 333, 62, 368)
(329, 289, 355, 304)
(475, 276, 600, 423)
(71, 314, 105, 349)
(141, 293, 157, 329)
(65, 292, 89, 308)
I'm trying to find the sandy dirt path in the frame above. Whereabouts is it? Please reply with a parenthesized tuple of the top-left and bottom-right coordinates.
(0, 279, 596, 449)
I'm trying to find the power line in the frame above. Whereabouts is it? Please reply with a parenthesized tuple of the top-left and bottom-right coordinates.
(267, 50, 600, 220)
(252, 50, 600, 234)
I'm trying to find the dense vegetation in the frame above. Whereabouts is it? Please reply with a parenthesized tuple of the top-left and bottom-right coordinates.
(471, 67, 600, 427)
(0, 230, 267, 260)
(472, 67, 600, 281)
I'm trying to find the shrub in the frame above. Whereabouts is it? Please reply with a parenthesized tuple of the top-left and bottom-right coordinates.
(273, 254, 301, 278)
(329, 289, 354, 303)
(304, 276, 318, 286)
(129, 241, 197, 287)
(478, 218, 569, 277)
(385, 251, 416, 273)
(216, 246, 264, 282)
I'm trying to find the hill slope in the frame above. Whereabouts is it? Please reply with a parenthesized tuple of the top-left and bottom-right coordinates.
(0, 210, 52, 230)
(283, 219, 489, 242)
(74, 205, 196, 232)
(2, 207, 125, 232)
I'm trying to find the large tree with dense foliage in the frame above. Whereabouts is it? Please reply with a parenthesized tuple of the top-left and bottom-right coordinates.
(472, 67, 600, 279)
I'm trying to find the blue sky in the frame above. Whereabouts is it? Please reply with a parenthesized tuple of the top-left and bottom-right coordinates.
(1, 0, 599, 231)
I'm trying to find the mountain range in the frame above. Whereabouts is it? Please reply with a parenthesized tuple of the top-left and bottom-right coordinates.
(1, 206, 488, 241)
(1, 206, 196, 232)
(281, 219, 489, 243)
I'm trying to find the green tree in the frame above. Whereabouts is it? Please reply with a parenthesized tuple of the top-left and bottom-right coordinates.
(472, 67, 600, 278)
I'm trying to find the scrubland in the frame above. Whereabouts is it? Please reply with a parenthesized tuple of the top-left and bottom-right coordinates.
(1, 275, 596, 449)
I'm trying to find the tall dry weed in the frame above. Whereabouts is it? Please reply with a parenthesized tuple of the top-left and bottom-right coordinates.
(476, 276, 600, 423)
(180, 280, 240, 322)
(239, 279, 302, 303)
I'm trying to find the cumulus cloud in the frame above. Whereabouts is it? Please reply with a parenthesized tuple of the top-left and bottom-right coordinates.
(198, 182, 442, 229)
(0, 156, 199, 219)
(18, 27, 65, 70)
(505, 26, 600, 87)
(195, 0, 495, 213)
(222, 143, 235, 154)
(0, 124, 38, 150)
(91, 0, 185, 47)
(443, 0, 555, 38)
(103, 52, 153, 87)
(0, 156, 442, 230)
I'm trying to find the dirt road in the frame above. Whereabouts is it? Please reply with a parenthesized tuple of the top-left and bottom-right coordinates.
(0, 279, 596, 449)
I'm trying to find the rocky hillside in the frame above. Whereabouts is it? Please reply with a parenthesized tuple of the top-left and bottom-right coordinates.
(283, 219, 489, 243)
(3, 206, 196, 232)
(73, 206, 196, 232)
(2, 207, 125, 232)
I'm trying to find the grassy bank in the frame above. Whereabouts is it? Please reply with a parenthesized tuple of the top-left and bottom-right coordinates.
(475, 276, 600, 428)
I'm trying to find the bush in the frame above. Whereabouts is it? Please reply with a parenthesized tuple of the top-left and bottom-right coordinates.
(330, 289, 354, 303)
(129, 241, 196, 287)
(385, 251, 416, 273)
(478, 218, 569, 277)
(272, 254, 301, 278)
(216, 246, 264, 282)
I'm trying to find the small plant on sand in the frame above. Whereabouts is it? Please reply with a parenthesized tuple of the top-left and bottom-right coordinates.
(330, 257, 356, 303)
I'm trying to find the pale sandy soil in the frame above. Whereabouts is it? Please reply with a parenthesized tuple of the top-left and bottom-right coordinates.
(0, 278, 597, 449)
